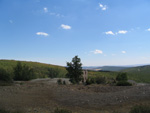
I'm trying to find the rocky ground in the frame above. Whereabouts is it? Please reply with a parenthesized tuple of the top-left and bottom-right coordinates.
(0, 78, 150, 113)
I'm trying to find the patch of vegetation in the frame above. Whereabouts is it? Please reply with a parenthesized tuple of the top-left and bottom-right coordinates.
(86, 76, 106, 85)
(129, 105, 150, 113)
(0, 68, 12, 82)
(54, 108, 72, 113)
(63, 80, 66, 85)
(0, 60, 67, 80)
(13, 62, 36, 81)
(122, 65, 150, 83)
(116, 81, 132, 86)
(116, 73, 132, 86)
(116, 73, 128, 81)
(0, 109, 23, 113)
(57, 79, 63, 85)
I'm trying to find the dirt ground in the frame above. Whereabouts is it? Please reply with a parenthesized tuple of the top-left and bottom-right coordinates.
(0, 78, 150, 113)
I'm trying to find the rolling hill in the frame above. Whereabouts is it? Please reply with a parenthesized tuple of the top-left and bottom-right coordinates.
(84, 66, 130, 71)
(0, 60, 67, 78)
(122, 65, 150, 83)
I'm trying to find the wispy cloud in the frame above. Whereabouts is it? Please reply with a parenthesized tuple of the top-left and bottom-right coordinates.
(147, 28, 150, 31)
(42, 7, 64, 17)
(105, 30, 128, 35)
(105, 31, 115, 35)
(9, 20, 13, 24)
(61, 24, 71, 30)
(118, 30, 128, 34)
(43, 7, 48, 13)
(92, 49, 103, 54)
(99, 3, 107, 11)
(122, 51, 126, 54)
(36, 32, 49, 37)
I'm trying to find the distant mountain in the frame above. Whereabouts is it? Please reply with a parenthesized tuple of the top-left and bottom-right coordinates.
(83, 66, 131, 72)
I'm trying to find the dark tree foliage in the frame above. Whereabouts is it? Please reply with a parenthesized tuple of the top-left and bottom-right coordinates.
(0, 68, 12, 82)
(48, 68, 59, 78)
(66, 56, 83, 84)
(14, 62, 35, 81)
(116, 72, 128, 81)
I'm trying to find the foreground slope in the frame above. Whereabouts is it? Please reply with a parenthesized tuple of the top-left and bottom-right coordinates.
(0, 78, 149, 113)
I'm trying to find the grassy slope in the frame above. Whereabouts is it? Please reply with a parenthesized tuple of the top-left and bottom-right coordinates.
(0, 60, 67, 78)
(122, 65, 150, 83)
(88, 65, 150, 83)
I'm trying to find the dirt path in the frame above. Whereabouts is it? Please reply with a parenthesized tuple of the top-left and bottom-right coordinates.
(0, 78, 150, 113)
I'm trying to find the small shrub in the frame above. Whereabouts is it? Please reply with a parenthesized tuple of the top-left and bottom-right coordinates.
(129, 105, 150, 113)
(48, 68, 59, 78)
(13, 62, 35, 81)
(57, 79, 62, 85)
(63, 80, 66, 85)
(54, 108, 72, 113)
(85, 78, 92, 85)
(0, 68, 12, 82)
(95, 76, 106, 84)
(90, 78, 96, 84)
(116, 73, 128, 81)
(116, 81, 132, 86)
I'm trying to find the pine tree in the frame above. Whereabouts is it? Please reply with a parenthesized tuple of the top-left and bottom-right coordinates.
(66, 56, 83, 84)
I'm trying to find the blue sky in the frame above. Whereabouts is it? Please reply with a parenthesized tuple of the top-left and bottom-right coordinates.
(0, 0, 150, 66)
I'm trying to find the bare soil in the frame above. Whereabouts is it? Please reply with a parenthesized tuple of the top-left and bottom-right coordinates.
(0, 78, 150, 113)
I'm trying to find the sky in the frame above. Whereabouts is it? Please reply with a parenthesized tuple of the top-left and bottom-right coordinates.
(0, 0, 150, 66)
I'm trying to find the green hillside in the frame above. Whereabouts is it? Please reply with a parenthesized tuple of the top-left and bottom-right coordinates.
(88, 65, 150, 83)
(122, 65, 150, 83)
(0, 60, 67, 79)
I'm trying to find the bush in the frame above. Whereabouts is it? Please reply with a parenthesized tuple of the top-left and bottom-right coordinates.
(116, 81, 132, 86)
(54, 108, 72, 113)
(57, 79, 62, 85)
(48, 68, 59, 78)
(13, 62, 35, 81)
(116, 73, 128, 81)
(95, 76, 106, 84)
(86, 77, 106, 85)
(85, 78, 92, 85)
(0, 68, 12, 82)
(63, 80, 66, 85)
(129, 105, 150, 113)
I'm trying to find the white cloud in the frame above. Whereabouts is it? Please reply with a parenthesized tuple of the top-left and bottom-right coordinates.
(36, 32, 49, 37)
(122, 51, 126, 54)
(147, 28, 150, 31)
(61, 24, 71, 30)
(99, 3, 107, 11)
(118, 30, 128, 34)
(43, 7, 48, 13)
(9, 20, 13, 24)
(105, 31, 115, 35)
(92, 49, 103, 54)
